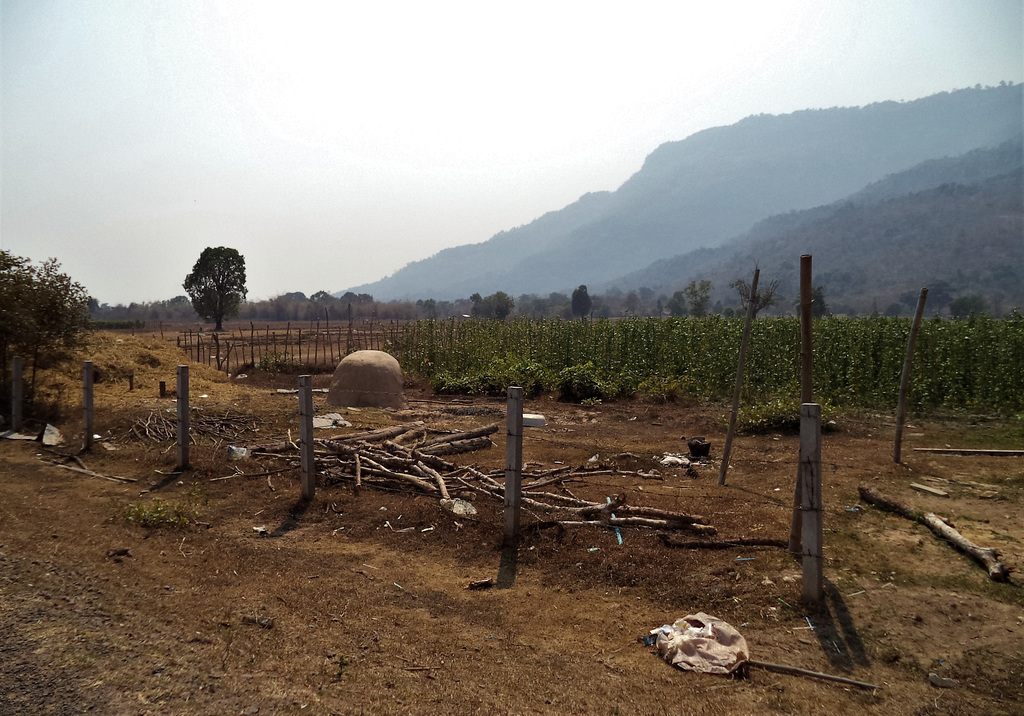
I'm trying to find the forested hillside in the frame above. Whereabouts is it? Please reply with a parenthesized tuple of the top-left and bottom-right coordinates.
(345, 85, 1022, 302)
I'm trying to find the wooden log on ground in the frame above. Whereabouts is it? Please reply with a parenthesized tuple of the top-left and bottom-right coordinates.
(858, 483, 1010, 581)
(419, 436, 494, 456)
(48, 461, 137, 483)
(417, 423, 499, 449)
(330, 422, 425, 443)
(557, 517, 717, 535)
(659, 535, 788, 550)
(358, 456, 437, 493)
(912, 448, 1024, 457)
(748, 660, 878, 691)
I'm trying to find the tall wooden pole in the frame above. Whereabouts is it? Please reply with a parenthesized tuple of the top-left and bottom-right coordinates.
(894, 288, 929, 463)
(789, 255, 813, 553)
(83, 361, 94, 451)
(504, 386, 524, 546)
(299, 374, 316, 500)
(176, 365, 190, 470)
(800, 403, 823, 604)
(11, 356, 23, 433)
(718, 268, 759, 485)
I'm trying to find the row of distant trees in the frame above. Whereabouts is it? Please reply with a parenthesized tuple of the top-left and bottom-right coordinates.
(90, 279, 1002, 327)
(83, 246, 1007, 330)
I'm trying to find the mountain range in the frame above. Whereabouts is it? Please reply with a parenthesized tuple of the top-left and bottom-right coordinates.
(342, 85, 1024, 312)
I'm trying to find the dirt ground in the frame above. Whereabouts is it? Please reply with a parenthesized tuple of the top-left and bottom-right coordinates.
(1, 333, 1022, 715)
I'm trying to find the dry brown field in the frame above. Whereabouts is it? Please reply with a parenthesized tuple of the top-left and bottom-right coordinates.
(1, 332, 1022, 715)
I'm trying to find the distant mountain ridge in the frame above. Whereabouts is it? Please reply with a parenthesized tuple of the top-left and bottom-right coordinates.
(608, 139, 1023, 315)
(343, 85, 1023, 302)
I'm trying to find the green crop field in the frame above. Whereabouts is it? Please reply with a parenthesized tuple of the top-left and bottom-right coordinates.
(383, 314, 1024, 414)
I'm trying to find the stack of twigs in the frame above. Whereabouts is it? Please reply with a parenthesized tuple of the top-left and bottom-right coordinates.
(243, 421, 713, 536)
(122, 410, 259, 445)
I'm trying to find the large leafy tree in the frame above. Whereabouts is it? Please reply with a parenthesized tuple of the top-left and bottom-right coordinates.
(1, 251, 90, 392)
(183, 247, 247, 331)
(571, 285, 592, 319)
(683, 280, 712, 317)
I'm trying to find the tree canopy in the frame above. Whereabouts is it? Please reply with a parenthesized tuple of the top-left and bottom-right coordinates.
(571, 285, 592, 319)
(183, 247, 247, 331)
(1, 251, 90, 391)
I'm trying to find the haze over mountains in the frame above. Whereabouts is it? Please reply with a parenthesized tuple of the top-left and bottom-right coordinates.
(343, 85, 1023, 312)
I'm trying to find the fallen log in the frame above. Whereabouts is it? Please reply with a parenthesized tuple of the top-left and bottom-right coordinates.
(659, 535, 788, 550)
(48, 461, 137, 483)
(330, 422, 425, 444)
(558, 517, 717, 535)
(357, 456, 438, 493)
(419, 436, 494, 456)
(417, 423, 498, 449)
(858, 484, 1010, 581)
(912, 448, 1024, 457)
(748, 660, 878, 691)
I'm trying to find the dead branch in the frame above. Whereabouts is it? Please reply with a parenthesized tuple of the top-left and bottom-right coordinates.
(419, 436, 495, 456)
(330, 422, 425, 444)
(747, 660, 878, 691)
(659, 535, 788, 550)
(858, 483, 1010, 581)
(417, 423, 499, 449)
(48, 460, 137, 483)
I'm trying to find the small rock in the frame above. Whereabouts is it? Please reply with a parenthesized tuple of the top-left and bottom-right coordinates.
(440, 498, 477, 516)
(929, 673, 957, 689)
(242, 616, 274, 629)
(252, 526, 268, 536)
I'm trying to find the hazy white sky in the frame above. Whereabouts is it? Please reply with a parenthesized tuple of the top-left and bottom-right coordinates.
(2, 0, 1021, 304)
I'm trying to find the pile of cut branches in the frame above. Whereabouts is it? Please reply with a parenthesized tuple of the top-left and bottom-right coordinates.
(242, 421, 713, 536)
(121, 409, 259, 445)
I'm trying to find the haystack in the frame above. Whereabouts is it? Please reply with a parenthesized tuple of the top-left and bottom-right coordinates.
(326, 350, 407, 409)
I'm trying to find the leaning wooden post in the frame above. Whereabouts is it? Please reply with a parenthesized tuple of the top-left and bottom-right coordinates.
(11, 356, 23, 432)
(894, 288, 929, 464)
(503, 386, 524, 546)
(83, 361, 95, 451)
(176, 365, 190, 470)
(789, 255, 813, 553)
(718, 268, 759, 485)
(298, 374, 316, 500)
(800, 403, 823, 604)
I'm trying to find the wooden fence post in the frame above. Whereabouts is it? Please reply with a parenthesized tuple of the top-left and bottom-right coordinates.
(718, 268, 759, 485)
(11, 356, 23, 432)
(790, 254, 813, 553)
(504, 386, 524, 546)
(800, 403, 823, 604)
(83, 361, 94, 451)
(299, 374, 316, 500)
(159, 380, 167, 398)
(894, 288, 929, 463)
(176, 365, 190, 470)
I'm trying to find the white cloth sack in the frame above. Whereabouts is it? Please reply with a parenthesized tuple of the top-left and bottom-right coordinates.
(651, 612, 749, 675)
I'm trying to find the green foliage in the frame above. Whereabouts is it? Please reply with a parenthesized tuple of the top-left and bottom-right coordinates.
(949, 294, 990, 318)
(89, 320, 146, 330)
(255, 350, 299, 373)
(683, 280, 712, 317)
(183, 247, 247, 331)
(1, 251, 90, 386)
(666, 291, 687, 316)
(571, 285, 592, 318)
(638, 375, 698, 403)
(120, 497, 199, 529)
(557, 362, 610, 402)
(388, 315, 1024, 413)
(734, 395, 838, 434)
(431, 354, 549, 397)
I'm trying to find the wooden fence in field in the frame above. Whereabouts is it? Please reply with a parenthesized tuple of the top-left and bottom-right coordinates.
(177, 320, 391, 374)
